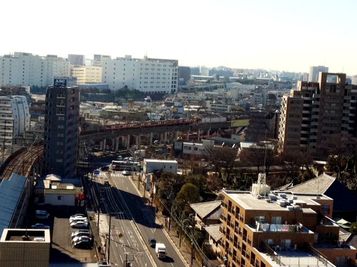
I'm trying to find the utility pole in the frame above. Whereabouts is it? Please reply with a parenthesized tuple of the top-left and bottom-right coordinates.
(190, 240, 194, 267)
(107, 214, 112, 264)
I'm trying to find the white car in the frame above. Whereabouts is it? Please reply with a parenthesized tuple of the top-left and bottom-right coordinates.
(70, 220, 88, 229)
(71, 229, 91, 239)
(69, 215, 87, 223)
(72, 235, 92, 244)
(122, 170, 131, 176)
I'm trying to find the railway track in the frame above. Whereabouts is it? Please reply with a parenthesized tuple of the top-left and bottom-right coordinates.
(0, 145, 43, 179)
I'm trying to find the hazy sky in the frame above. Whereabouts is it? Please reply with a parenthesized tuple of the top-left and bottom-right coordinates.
(1, 0, 357, 74)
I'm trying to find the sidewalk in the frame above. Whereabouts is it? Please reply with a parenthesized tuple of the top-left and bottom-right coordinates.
(131, 175, 202, 267)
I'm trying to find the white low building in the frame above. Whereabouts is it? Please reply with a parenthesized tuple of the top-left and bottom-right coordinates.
(182, 139, 214, 156)
(42, 174, 83, 206)
(143, 159, 178, 174)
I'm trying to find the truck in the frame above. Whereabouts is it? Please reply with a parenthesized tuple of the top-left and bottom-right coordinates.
(155, 243, 166, 259)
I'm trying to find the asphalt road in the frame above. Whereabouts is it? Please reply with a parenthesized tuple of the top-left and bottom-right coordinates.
(93, 173, 155, 267)
(108, 171, 187, 267)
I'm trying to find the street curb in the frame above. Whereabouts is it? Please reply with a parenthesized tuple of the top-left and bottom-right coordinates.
(129, 177, 189, 267)
(160, 222, 190, 267)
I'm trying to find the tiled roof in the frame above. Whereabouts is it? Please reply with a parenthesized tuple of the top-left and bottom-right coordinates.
(289, 173, 335, 194)
(204, 224, 223, 242)
(190, 200, 221, 220)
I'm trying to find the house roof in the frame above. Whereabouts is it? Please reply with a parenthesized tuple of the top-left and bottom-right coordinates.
(204, 224, 223, 242)
(287, 173, 357, 213)
(288, 173, 335, 194)
(190, 200, 221, 220)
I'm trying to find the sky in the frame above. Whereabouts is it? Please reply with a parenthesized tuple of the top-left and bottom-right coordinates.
(1, 0, 357, 74)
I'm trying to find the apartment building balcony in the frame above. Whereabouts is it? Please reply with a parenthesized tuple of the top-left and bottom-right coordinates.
(248, 222, 313, 234)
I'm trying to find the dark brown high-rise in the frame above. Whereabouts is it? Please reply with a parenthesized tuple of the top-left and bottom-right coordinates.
(278, 73, 357, 157)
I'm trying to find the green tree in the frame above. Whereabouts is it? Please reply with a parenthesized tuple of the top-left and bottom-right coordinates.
(155, 172, 185, 213)
(172, 183, 200, 219)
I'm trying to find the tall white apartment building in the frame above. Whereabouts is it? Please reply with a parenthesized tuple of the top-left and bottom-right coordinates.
(70, 66, 102, 84)
(0, 52, 70, 87)
(100, 55, 178, 93)
(308, 65, 328, 82)
(0, 95, 30, 148)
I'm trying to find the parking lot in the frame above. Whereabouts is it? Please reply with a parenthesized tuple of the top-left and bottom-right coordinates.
(30, 205, 97, 264)
(51, 217, 96, 263)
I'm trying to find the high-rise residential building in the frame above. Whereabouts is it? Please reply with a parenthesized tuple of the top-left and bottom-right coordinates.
(278, 72, 357, 156)
(44, 78, 79, 178)
(308, 65, 328, 82)
(0, 52, 70, 87)
(0, 96, 30, 148)
(218, 174, 357, 267)
(101, 55, 178, 93)
(93, 54, 111, 67)
(352, 75, 357, 85)
(70, 66, 102, 84)
(68, 54, 85, 66)
(178, 66, 191, 85)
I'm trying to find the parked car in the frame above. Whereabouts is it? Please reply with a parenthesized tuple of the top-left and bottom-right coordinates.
(72, 235, 92, 244)
(69, 215, 87, 223)
(72, 239, 92, 249)
(31, 223, 50, 229)
(70, 213, 85, 218)
(35, 210, 49, 220)
(70, 220, 88, 229)
(71, 229, 91, 238)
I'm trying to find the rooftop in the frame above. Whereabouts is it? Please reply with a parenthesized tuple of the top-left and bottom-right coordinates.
(287, 173, 335, 194)
(224, 190, 330, 212)
(190, 200, 221, 220)
(260, 250, 335, 267)
(144, 159, 178, 164)
(204, 224, 223, 242)
(1, 228, 50, 243)
(0, 174, 27, 234)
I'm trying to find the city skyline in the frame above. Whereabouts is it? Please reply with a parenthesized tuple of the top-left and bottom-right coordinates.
(1, 0, 357, 74)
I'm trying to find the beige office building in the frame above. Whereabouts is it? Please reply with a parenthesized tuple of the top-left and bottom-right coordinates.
(71, 65, 102, 84)
(278, 72, 357, 156)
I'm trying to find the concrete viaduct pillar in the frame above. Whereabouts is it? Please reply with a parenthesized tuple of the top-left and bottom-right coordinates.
(135, 135, 141, 147)
(127, 135, 131, 149)
(149, 132, 153, 145)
